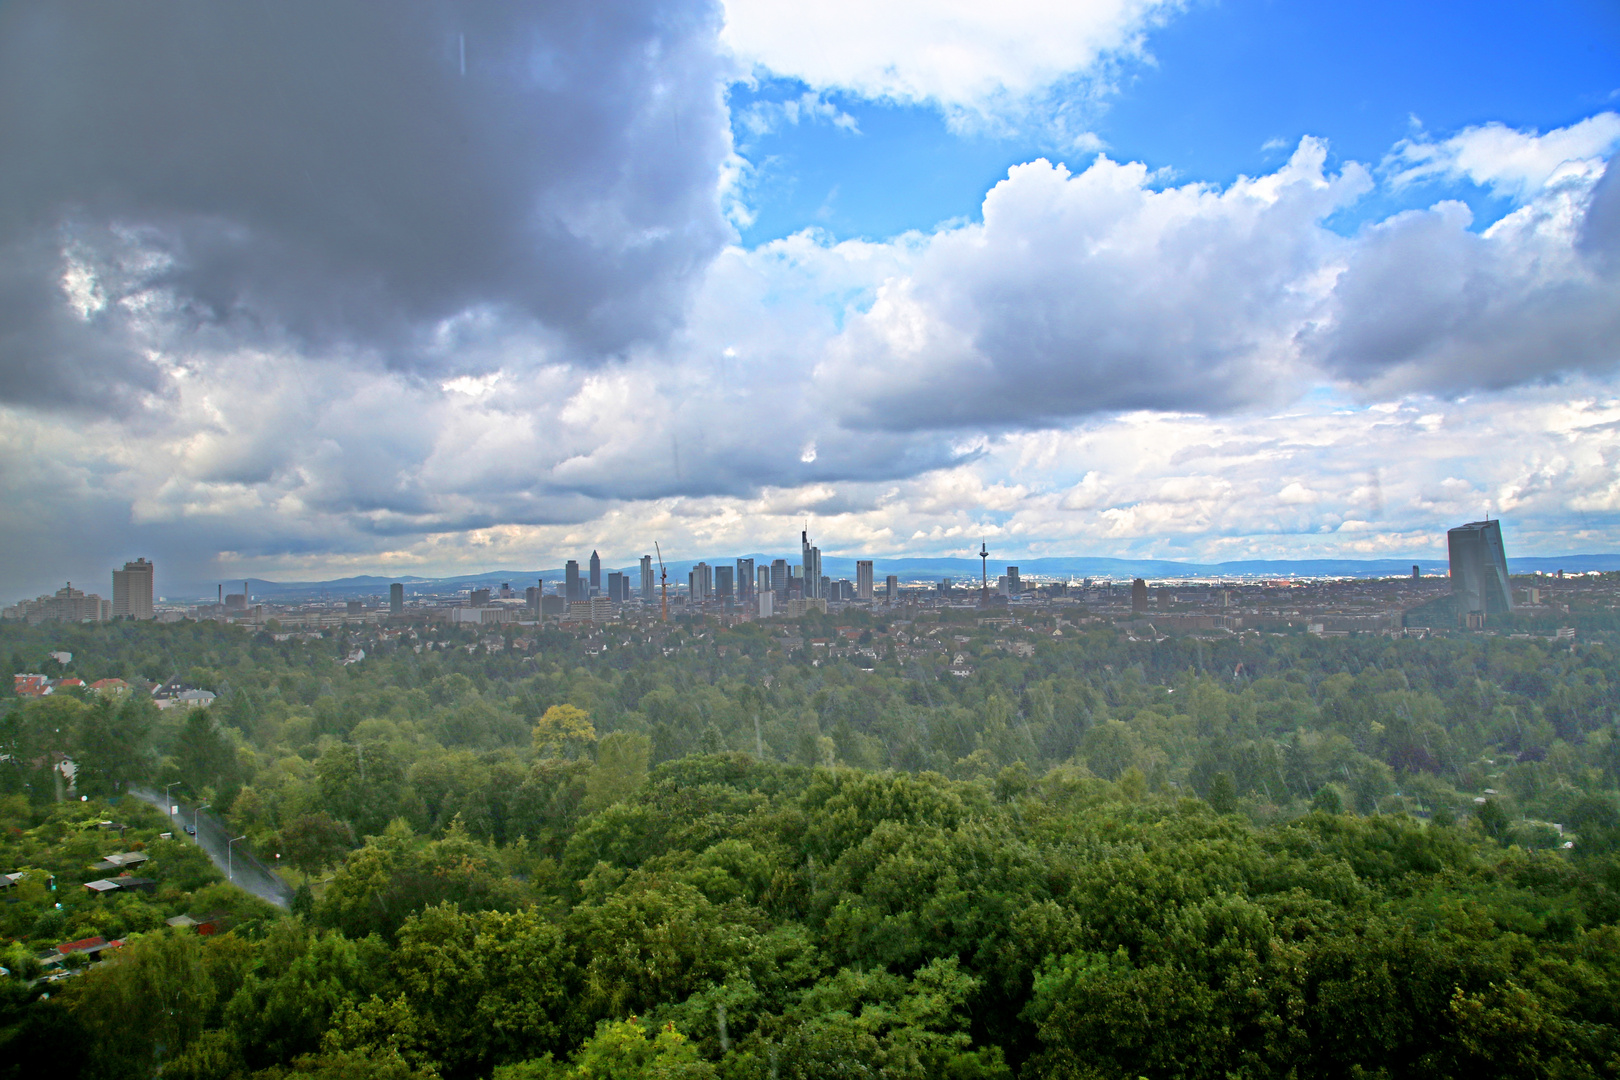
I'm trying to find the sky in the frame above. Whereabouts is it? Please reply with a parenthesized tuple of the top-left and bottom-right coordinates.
(1, 0, 1618, 597)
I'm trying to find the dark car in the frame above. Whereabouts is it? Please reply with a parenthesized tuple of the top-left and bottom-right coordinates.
(183, 825, 197, 837)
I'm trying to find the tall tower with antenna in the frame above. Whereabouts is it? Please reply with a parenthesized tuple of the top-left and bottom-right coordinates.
(979, 542, 989, 605)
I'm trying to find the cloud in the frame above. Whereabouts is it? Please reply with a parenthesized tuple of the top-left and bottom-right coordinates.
(0, 0, 733, 410)
(1386, 112, 1620, 202)
(719, 0, 1179, 125)
(819, 139, 1369, 429)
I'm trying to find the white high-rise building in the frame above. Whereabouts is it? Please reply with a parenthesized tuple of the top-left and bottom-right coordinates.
(112, 558, 154, 620)
(800, 528, 822, 599)
(640, 555, 654, 600)
(856, 560, 874, 600)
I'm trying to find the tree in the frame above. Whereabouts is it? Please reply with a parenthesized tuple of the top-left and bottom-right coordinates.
(533, 705, 597, 760)
(585, 731, 650, 811)
(280, 811, 357, 872)
(1476, 798, 1510, 842)
(1206, 771, 1238, 815)
(73, 694, 154, 796)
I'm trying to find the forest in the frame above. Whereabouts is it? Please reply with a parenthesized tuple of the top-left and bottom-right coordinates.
(3, 609, 1620, 1079)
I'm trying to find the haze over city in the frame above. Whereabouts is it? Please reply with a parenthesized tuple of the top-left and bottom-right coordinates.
(3, 0, 1618, 598)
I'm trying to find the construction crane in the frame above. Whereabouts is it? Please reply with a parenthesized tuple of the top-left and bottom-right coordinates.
(655, 541, 669, 623)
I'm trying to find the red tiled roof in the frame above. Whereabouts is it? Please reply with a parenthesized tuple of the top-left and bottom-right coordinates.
(58, 936, 108, 953)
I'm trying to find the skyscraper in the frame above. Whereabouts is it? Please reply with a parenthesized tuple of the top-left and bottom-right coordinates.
(607, 571, 627, 602)
(390, 582, 404, 615)
(1448, 519, 1513, 619)
(112, 558, 154, 619)
(1131, 578, 1148, 614)
(856, 560, 874, 600)
(736, 558, 755, 600)
(565, 560, 581, 601)
(801, 528, 822, 599)
(589, 551, 601, 594)
(690, 562, 712, 602)
(771, 559, 787, 594)
(715, 564, 734, 600)
(1007, 566, 1021, 597)
(640, 555, 654, 600)
(757, 566, 771, 598)
(886, 574, 899, 603)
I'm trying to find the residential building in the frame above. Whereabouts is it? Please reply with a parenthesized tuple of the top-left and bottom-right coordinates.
(3, 583, 108, 624)
(856, 560, 874, 600)
(112, 558, 154, 620)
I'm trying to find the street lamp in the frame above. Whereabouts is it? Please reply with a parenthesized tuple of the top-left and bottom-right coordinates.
(227, 835, 246, 882)
(194, 803, 210, 838)
(164, 782, 180, 819)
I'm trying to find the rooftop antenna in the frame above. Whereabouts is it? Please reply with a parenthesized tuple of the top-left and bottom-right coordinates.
(655, 541, 668, 624)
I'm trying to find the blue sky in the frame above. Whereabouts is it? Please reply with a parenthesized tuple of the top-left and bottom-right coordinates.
(733, 0, 1620, 244)
(2, 0, 1620, 593)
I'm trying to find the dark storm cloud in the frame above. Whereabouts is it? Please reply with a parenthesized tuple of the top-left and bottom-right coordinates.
(0, 0, 731, 407)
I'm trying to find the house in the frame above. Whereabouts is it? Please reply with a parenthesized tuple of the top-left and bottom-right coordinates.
(89, 678, 129, 696)
(83, 875, 155, 895)
(166, 910, 232, 935)
(94, 851, 150, 872)
(55, 936, 123, 961)
(13, 674, 49, 697)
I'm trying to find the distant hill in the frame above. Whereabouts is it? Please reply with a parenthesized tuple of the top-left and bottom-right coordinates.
(159, 552, 1620, 602)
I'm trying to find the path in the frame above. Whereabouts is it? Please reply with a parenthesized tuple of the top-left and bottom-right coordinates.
(129, 786, 294, 909)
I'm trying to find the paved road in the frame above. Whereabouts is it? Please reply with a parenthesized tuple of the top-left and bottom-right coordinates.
(129, 786, 294, 909)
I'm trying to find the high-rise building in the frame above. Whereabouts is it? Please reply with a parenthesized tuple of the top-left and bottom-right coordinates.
(757, 566, 772, 598)
(1007, 566, 1022, 596)
(2, 584, 108, 624)
(800, 529, 822, 599)
(112, 558, 154, 620)
(390, 582, 404, 614)
(470, 588, 491, 608)
(607, 571, 627, 602)
(856, 560, 874, 600)
(565, 560, 581, 601)
(641, 555, 654, 600)
(1448, 519, 1513, 619)
(886, 574, 899, 602)
(736, 558, 755, 600)
(771, 559, 788, 595)
(1131, 578, 1148, 614)
(589, 551, 602, 594)
(690, 562, 712, 602)
(525, 585, 542, 613)
(715, 564, 734, 599)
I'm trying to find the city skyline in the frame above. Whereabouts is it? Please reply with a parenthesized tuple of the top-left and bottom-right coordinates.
(1, 2, 1617, 596)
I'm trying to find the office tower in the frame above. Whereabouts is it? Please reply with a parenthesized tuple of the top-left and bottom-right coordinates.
(641, 555, 654, 600)
(886, 574, 899, 602)
(800, 528, 822, 599)
(390, 583, 404, 614)
(691, 562, 712, 602)
(1131, 578, 1148, 614)
(1412, 565, 1420, 580)
(112, 558, 155, 620)
(820, 575, 830, 599)
(736, 558, 755, 600)
(939, 577, 952, 594)
(758, 589, 774, 618)
(771, 559, 788, 594)
(856, 560, 874, 600)
(589, 551, 602, 594)
(565, 560, 581, 601)
(525, 585, 541, 613)
(470, 588, 490, 607)
(1448, 519, 1513, 618)
(715, 564, 734, 599)
(607, 571, 627, 602)
(1007, 566, 1021, 596)
(757, 566, 771, 597)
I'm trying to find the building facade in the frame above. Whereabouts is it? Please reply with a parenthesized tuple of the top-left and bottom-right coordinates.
(856, 560, 874, 600)
(112, 559, 154, 619)
(1448, 519, 1513, 618)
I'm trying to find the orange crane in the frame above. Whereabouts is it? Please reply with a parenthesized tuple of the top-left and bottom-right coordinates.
(655, 541, 669, 623)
